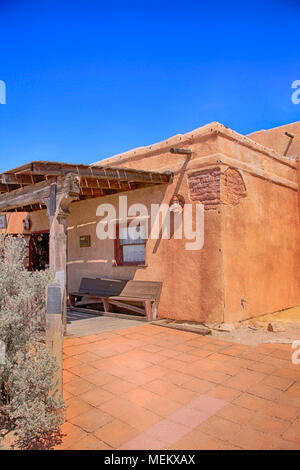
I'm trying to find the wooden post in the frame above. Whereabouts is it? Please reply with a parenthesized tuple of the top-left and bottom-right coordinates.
(43, 174, 80, 334)
(49, 210, 68, 332)
(46, 282, 63, 399)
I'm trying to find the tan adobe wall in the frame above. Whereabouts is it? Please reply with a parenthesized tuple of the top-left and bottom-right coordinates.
(247, 121, 300, 159)
(216, 131, 300, 322)
(1, 121, 299, 323)
(67, 131, 225, 323)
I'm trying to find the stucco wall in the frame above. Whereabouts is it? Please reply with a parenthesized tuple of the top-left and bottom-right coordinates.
(1, 121, 299, 324)
(218, 129, 300, 323)
(66, 165, 224, 323)
(0, 210, 49, 235)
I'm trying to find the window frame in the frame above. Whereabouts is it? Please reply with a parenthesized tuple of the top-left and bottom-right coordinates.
(114, 222, 147, 266)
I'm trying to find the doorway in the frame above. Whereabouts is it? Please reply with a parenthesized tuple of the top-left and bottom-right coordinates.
(29, 232, 50, 271)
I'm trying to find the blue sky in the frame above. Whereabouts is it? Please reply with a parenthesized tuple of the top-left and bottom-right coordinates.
(0, 0, 299, 172)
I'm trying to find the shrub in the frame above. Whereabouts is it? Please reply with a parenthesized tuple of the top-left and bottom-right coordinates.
(0, 235, 65, 449)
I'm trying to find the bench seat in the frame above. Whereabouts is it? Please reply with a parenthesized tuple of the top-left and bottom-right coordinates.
(69, 277, 162, 321)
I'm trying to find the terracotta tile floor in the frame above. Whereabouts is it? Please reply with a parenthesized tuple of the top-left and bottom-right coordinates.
(59, 323, 300, 450)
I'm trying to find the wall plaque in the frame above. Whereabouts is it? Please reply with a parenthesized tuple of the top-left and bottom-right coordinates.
(80, 235, 91, 248)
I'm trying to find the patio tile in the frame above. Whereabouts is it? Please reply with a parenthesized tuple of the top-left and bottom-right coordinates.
(125, 388, 160, 407)
(72, 351, 104, 363)
(225, 370, 265, 392)
(70, 408, 113, 432)
(159, 348, 183, 358)
(68, 363, 99, 377)
(175, 353, 198, 363)
(187, 394, 228, 414)
(63, 390, 74, 400)
(61, 323, 300, 450)
(125, 371, 155, 386)
(94, 419, 139, 448)
(141, 344, 163, 353)
(168, 406, 210, 428)
(208, 385, 241, 402)
(182, 378, 215, 394)
(143, 365, 169, 379)
(79, 387, 114, 407)
(197, 415, 241, 442)
(143, 379, 177, 396)
(85, 371, 116, 387)
(98, 397, 141, 419)
(102, 378, 137, 394)
(164, 371, 192, 386)
(249, 412, 290, 435)
(63, 356, 83, 370)
(55, 422, 87, 450)
(119, 434, 165, 450)
(68, 435, 113, 450)
(169, 430, 223, 450)
(262, 403, 300, 422)
(120, 406, 162, 431)
(143, 396, 182, 417)
(262, 374, 295, 391)
(64, 377, 95, 396)
(284, 382, 300, 397)
(161, 358, 187, 372)
(216, 404, 256, 424)
(169, 387, 198, 405)
(63, 370, 78, 384)
(189, 349, 213, 359)
(247, 383, 282, 401)
(233, 393, 271, 411)
(65, 398, 95, 420)
(228, 426, 283, 450)
(282, 421, 300, 445)
(244, 361, 276, 375)
(145, 419, 190, 445)
(199, 370, 231, 385)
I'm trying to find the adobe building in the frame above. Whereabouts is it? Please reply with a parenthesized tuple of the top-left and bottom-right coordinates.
(0, 120, 299, 325)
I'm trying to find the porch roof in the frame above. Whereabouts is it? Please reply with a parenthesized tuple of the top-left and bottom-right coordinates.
(0, 160, 173, 212)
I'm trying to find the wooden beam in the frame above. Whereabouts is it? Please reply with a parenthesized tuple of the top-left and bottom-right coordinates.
(30, 162, 172, 184)
(0, 183, 20, 192)
(0, 174, 80, 212)
(5, 203, 46, 212)
(80, 187, 106, 197)
(0, 173, 44, 186)
(80, 177, 136, 191)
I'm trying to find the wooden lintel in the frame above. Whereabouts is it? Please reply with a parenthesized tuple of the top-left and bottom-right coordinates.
(0, 174, 80, 212)
(30, 162, 172, 185)
(0, 183, 20, 192)
(0, 173, 43, 186)
(81, 178, 135, 191)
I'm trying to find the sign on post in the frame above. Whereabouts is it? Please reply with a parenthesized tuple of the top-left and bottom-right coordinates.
(46, 282, 63, 399)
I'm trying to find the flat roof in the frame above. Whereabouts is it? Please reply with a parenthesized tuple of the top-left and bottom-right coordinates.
(0, 160, 173, 212)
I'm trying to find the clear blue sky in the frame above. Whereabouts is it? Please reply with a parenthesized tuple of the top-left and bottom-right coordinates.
(0, 0, 300, 172)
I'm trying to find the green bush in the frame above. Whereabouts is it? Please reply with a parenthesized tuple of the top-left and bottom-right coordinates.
(0, 235, 65, 449)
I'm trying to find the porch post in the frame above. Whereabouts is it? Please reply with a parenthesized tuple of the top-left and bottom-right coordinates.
(43, 174, 80, 333)
(49, 211, 68, 331)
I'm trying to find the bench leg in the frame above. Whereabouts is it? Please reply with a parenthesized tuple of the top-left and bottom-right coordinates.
(69, 294, 82, 308)
(145, 301, 152, 321)
(151, 302, 158, 321)
(103, 299, 112, 313)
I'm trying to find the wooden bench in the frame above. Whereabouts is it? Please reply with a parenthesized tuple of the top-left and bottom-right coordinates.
(69, 277, 162, 321)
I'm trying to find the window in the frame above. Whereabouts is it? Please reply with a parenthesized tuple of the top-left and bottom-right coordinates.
(115, 223, 146, 266)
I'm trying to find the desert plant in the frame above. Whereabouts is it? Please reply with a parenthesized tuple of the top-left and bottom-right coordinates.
(0, 234, 65, 449)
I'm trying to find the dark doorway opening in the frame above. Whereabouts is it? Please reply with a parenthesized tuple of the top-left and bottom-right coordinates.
(29, 232, 49, 271)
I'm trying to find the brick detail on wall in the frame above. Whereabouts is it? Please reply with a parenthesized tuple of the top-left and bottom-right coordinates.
(220, 167, 247, 206)
(188, 167, 221, 210)
(188, 167, 247, 210)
